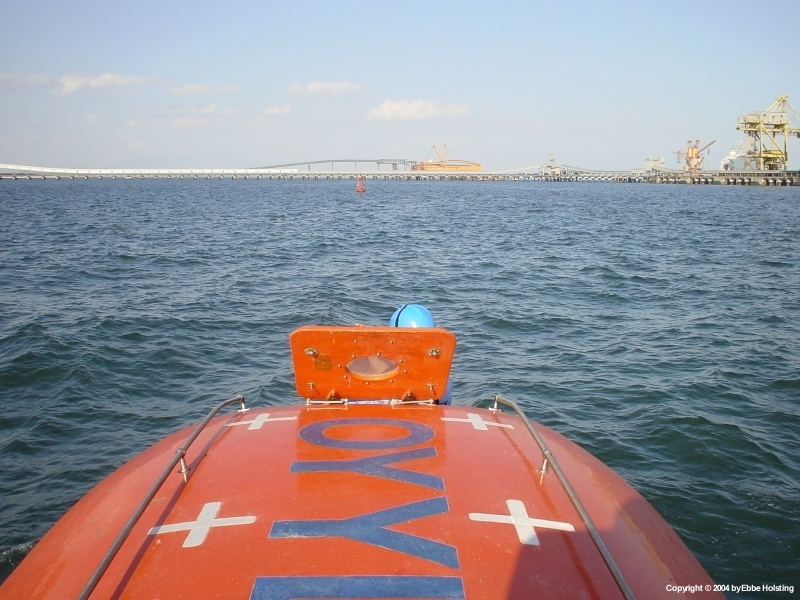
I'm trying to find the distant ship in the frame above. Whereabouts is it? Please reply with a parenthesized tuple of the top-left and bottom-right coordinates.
(412, 144, 482, 172)
(720, 143, 744, 171)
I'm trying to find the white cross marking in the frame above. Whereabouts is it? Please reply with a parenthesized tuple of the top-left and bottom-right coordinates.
(469, 499, 575, 545)
(226, 413, 297, 431)
(441, 412, 514, 431)
(148, 502, 256, 547)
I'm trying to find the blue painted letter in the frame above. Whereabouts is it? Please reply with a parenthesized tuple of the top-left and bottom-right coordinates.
(291, 446, 443, 490)
(250, 575, 465, 599)
(269, 497, 458, 568)
(298, 418, 434, 450)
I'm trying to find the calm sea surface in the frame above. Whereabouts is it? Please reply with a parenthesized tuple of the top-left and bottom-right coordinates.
(1, 179, 798, 597)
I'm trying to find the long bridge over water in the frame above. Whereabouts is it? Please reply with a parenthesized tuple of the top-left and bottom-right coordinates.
(2, 160, 799, 186)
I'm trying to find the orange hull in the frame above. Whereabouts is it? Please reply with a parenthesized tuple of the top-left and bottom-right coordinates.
(1, 328, 722, 600)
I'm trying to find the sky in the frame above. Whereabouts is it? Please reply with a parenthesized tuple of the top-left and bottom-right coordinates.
(2, 0, 799, 171)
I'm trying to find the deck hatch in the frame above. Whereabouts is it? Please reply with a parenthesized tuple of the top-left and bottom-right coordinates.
(290, 326, 455, 402)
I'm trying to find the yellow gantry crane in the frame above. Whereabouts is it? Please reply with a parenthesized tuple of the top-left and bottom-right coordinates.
(737, 95, 800, 171)
(675, 139, 716, 173)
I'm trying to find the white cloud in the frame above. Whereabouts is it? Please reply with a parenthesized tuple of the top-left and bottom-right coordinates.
(125, 118, 165, 128)
(168, 84, 211, 95)
(0, 72, 49, 90)
(146, 102, 219, 116)
(194, 103, 219, 115)
(171, 116, 208, 130)
(367, 99, 471, 121)
(167, 104, 233, 129)
(244, 104, 290, 129)
(126, 138, 148, 150)
(261, 104, 290, 116)
(125, 103, 234, 130)
(168, 84, 241, 95)
(289, 81, 363, 95)
(58, 73, 153, 95)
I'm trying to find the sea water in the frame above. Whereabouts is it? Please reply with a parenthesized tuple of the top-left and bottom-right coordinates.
(1, 179, 798, 597)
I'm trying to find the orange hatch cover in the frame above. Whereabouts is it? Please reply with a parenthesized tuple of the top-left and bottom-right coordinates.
(0, 402, 722, 600)
(290, 326, 456, 402)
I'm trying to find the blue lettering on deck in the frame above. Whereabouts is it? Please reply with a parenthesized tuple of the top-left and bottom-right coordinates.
(250, 575, 465, 599)
(269, 496, 458, 568)
(291, 446, 444, 490)
(255, 417, 463, 598)
(298, 418, 434, 450)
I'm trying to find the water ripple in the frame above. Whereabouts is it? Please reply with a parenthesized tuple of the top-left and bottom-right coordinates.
(1, 180, 799, 591)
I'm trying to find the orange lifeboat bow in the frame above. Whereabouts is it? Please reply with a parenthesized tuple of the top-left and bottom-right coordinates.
(0, 327, 722, 599)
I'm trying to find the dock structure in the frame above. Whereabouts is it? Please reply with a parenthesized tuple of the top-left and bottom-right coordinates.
(1, 162, 798, 185)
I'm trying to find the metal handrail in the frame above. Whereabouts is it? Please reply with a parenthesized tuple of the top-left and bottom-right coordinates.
(493, 395, 636, 600)
(77, 395, 247, 600)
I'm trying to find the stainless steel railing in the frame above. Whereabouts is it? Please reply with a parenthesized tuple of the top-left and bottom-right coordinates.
(77, 395, 247, 600)
(493, 395, 635, 600)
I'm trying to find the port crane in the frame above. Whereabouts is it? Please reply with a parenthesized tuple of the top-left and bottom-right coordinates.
(675, 139, 716, 173)
(737, 95, 800, 171)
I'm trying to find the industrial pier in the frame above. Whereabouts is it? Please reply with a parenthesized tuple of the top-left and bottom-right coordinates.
(2, 165, 798, 185)
(3, 96, 798, 185)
